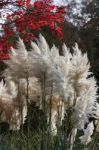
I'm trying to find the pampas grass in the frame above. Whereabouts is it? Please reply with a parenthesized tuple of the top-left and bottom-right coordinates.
(0, 34, 98, 150)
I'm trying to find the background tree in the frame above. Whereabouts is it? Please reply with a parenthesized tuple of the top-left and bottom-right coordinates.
(0, 0, 66, 59)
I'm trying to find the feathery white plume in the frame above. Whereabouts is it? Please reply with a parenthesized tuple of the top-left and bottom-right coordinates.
(0, 79, 27, 130)
(2, 34, 97, 137)
(67, 43, 97, 129)
(79, 122, 94, 145)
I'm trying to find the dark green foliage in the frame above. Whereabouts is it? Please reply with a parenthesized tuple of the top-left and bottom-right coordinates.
(0, 106, 99, 150)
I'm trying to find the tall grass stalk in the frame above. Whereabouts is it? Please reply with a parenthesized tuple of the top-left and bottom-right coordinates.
(26, 74, 30, 150)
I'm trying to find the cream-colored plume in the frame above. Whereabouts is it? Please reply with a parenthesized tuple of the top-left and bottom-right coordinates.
(1, 34, 97, 137)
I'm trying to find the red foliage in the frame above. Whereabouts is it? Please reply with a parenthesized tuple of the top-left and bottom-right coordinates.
(0, 0, 66, 59)
(16, 0, 31, 7)
(0, 0, 31, 8)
